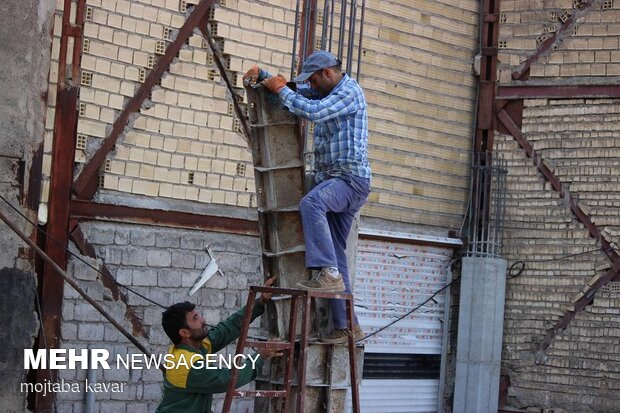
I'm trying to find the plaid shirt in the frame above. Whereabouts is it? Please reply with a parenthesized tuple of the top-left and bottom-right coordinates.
(279, 74, 371, 183)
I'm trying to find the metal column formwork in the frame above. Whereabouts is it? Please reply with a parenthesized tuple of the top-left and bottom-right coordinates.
(245, 84, 362, 412)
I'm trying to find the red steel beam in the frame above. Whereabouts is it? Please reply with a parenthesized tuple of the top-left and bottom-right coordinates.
(71, 199, 259, 236)
(34, 0, 86, 409)
(73, 0, 217, 199)
(497, 84, 620, 100)
(536, 259, 620, 354)
(497, 109, 619, 262)
(475, 0, 500, 153)
(511, 0, 598, 80)
(36, 86, 79, 413)
(497, 108, 620, 351)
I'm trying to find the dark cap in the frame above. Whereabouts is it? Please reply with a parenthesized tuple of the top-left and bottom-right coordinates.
(292, 50, 340, 82)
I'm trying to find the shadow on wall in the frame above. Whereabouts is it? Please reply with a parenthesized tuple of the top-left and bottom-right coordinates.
(0, 267, 38, 412)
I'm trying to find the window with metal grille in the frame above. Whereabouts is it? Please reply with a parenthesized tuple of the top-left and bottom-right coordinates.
(362, 353, 441, 380)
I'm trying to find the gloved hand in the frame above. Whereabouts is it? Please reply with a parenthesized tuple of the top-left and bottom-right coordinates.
(262, 74, 287, 94)
(242, 66, 260, 85)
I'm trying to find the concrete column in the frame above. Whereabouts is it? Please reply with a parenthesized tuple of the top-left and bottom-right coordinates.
(453, 256, 507, 413)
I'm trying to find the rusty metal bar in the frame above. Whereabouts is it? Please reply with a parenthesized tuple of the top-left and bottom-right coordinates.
(291, 0, 302, 78)
(197, 17, 251, 146)
(498, 84, 620, 100)
(0, 206, 163, 373)
(282, 295, 298, 413)
(73, 0, 216, 199)
(70, 199, 259, 236)
(536, 260, 620, 355)
(70, 226, 149, 337)
(497, 109, 619, 263)
(297, 293, 312, 411)
(71, 0, 86, 81)
(244, 341, 293, 350)
(223, 290, 259, 412)
(36, 86, 79, 412)
(234, 390, 288, 398)
(356, 0, 366, 81)
(475, 0, 500, 153)
(346, 0, 357, 74)
(511, 0, 597, 80)
(346, 297, 361, 413)
(337, 0, 347, 61)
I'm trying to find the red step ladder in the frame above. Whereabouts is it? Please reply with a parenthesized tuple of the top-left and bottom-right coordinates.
(222, 286, 361, 413)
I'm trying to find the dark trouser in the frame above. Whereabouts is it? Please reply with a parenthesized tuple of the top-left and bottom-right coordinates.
(299, 173, 370, 329)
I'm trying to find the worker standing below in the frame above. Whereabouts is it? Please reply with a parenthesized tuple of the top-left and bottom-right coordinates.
(243, 50, 371, 344)
(156, 277, 281, 412)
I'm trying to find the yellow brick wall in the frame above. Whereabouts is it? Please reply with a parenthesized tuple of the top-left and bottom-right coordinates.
(498, 0, 620, 81)
(42, 0, 479, 232)
(355, 0, 478, 229)
(495, 1, 620, 410)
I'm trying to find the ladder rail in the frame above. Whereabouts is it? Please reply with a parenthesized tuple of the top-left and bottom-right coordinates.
(222, 290, 257, 412)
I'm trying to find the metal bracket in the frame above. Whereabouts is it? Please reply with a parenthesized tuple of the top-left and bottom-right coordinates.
(189, 245, 223, 295)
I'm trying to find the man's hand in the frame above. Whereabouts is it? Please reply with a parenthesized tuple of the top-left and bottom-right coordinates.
(242, 66, 260, 85)
(259, 276, 276, 304)
(262, 75, 287, 94)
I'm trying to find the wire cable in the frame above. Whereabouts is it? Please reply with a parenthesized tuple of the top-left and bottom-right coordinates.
(507, 247, 605, 279)
(0, 194, 167, 309)
(359, 277, 459, 342)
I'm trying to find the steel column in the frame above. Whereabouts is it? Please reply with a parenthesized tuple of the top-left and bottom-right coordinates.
(36, 86, 79, 413)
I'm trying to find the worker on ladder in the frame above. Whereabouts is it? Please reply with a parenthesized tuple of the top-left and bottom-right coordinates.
(243, 50, 371, 344)
(155, 277, 281, 413)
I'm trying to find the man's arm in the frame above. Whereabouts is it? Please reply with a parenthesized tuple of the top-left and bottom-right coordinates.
(182, 353, 264, 394)
(206, 301, 264, 353)
(279, 85, 362, 123)
(206, 276, 277, 352)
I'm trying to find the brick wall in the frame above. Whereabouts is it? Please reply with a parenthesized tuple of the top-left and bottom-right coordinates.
(359, 0, 478, 229)
(39, 0, 479, 235)
(496, 1, 620, 410)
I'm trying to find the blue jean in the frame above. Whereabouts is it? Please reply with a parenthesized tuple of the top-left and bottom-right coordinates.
(299, 173, 370, 329)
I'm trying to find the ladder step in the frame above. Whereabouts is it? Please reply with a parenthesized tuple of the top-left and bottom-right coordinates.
(245, 341, 293, 350)
(234, 390, 288, 398)
(254, 161, 303, 172)
(262, 244, 305, 257)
